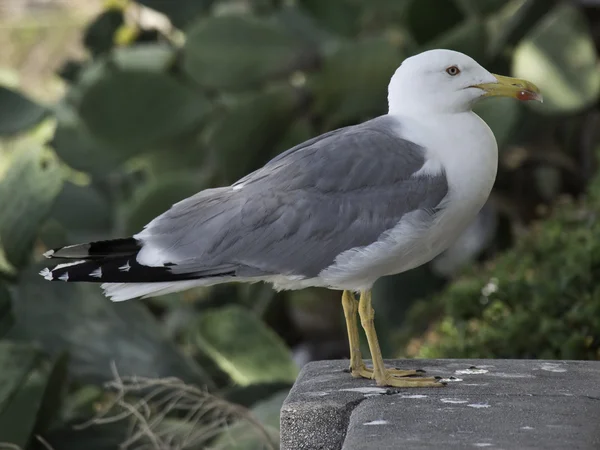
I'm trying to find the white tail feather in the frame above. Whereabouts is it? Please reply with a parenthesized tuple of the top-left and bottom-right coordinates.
(100, 280, 207, 301)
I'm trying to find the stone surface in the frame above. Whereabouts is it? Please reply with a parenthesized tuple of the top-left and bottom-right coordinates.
(280, 359, 600, 450)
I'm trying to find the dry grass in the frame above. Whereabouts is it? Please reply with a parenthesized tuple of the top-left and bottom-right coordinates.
(74, 364, 278, 450)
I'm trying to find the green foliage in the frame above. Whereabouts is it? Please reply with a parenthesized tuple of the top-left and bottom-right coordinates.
(399, 177, 600, 360)
(0, 88, 47, 136)
(313, 36, 399, 127)
(513, 3, 600, 114)
(83, 9, 124, 56)
(192, 305, 298, 386)
(208, 87, 300, 182)
(182, 15, 317, 90)
(78, 70, 211, 150)
(0, 0, 598, 448)
(13, 266, 214, 387)
(0, 140, 64, 271)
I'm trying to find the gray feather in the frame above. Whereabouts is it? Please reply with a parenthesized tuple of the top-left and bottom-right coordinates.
(138, 115, 449, 278)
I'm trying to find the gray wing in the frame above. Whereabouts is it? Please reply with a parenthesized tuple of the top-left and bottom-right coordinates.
(136, 115, 449, 278)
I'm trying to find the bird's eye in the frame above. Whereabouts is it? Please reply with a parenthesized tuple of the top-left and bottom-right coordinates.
(446, 66, 460, 76)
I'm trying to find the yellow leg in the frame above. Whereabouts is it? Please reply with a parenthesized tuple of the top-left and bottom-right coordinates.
(357, 290, 443, 388)
(342, 290, 420, 379)
(341, 290, 370, 378)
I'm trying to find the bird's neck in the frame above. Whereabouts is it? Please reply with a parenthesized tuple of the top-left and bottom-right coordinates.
(386, 110, 498, 193)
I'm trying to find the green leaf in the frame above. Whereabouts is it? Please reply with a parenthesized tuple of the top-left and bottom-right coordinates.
(473, 97, 522, 149)
(78, 70, 210, 150)
(274, 118, 315, 154)
(111, 43, 176, 73)
(312, 36, 400, 127)
(512, 3, 600, 114)
(406, 0, 464, 44)
(0, 141, 64, 270)
(213, 389, 288, 449)
(137, 0, 214, 28)
(192, 305, 298, 386)
(0, 342, 41, 414)
(0, 87, 48, 136)
(182, 15, 316, 90)
(51, 106, 122, 175)
(0, 369, 49, 448)
(0, 242, 16, 277)
(33, 353, 70, 433)
(0, 353, 70, 447)
(0, 283, 13, 338)
(275, 6, 334, 48)
(138, 131, 208, 176)
(207, 87, 299, 183)
(424, 19, 487, 63)
(296, 0, 362, 37)
(121, 171, 211, 235)
(50, 181, 112, 243)
(454, 0, 507, 16)
(488, 0, 556, 60)
(13, 266, 215, 389)
(83, 8, 124, 56)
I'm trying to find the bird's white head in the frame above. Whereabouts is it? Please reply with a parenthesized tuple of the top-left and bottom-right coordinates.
(388, 49, 542, 116)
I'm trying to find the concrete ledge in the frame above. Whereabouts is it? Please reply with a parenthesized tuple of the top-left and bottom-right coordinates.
(280, 359, 600, 450)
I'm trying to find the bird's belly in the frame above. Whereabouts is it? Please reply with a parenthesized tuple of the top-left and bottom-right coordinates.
(383, 203, 482, 275)
(319, 200, 485, 291)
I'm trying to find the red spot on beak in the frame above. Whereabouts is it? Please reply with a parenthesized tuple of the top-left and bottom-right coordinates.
(517, 90, 539, 102)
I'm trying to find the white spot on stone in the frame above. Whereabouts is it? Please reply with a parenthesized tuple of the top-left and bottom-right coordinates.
(473, 443, 493, 447)
(341, 387, 387, 395)
(43, 249, 54, 258)
(539, 363, 567, 373)
(306, 392, 329, 397)
(363, 420, 388, 426)
(39, 268, 53, 280)
(440, 377, 463, 383)
(463, 383, 488, 386)
(400, 394, 428, 399)
(441, 398, 468, 404)
(232, 183, 244, 191)
(58, 272, 69, 282)
(456, 368, 489, 375)
(467, 403, 490, 408)
(521, 426, 534, 430)
(119, 260, 131, 272)
(488, 372, 534, 379)
(90, 267, 102, 278)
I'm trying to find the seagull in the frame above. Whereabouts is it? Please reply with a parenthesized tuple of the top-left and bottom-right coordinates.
(40, 49, 542, 388)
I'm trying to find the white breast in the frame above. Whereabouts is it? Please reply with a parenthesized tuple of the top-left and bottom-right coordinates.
(319, 111, 498, 291)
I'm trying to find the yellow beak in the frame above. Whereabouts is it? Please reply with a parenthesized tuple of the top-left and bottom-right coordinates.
(474, 74, 543, 103)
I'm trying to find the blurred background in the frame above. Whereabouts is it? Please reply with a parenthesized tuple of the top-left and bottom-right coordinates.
(0, 0, 599, 448)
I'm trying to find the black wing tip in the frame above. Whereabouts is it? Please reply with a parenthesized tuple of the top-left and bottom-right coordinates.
(39, 257, 193, 283)
(43, 238, 140, 260)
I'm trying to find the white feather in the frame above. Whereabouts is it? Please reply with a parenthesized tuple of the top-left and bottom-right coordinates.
(39, 268, 53, 280)
(54, 260, 86, 270)
(101, 280, 209, 301)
